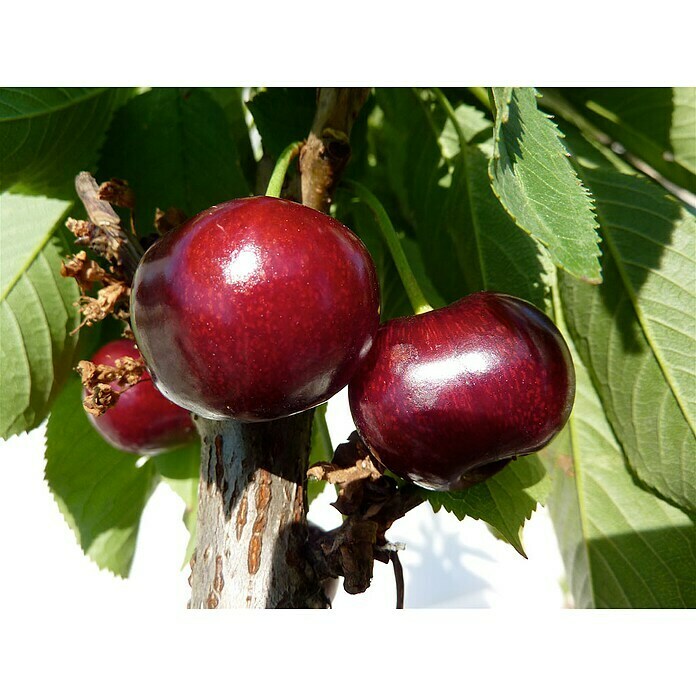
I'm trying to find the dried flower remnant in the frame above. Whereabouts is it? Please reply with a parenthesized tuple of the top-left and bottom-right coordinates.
(76, 354, 147, 416)
(154, 207, 188, 235)
(308, 432, 423, 603)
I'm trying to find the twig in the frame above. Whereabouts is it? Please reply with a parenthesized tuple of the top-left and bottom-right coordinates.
(307, 432, 425, 597)
(73, 172, 144, 281)
(299, 88, 371, 213)
(390, 549, 405, 609)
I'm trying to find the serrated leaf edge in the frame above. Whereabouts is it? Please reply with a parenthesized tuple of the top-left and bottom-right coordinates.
(43, 415, 157, 578)
(488, 87, 603, 283)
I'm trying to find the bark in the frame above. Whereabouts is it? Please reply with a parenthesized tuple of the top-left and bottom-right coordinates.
(189, 413, 329, 608)
(188, 88, 370, 609)
(300, 88, 371, 211)
(72, 172, 143, 281)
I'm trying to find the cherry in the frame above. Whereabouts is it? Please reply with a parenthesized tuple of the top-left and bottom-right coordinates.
(86, 339, 196, 455)
(131, 196, 380, 422)
(348, 292, 575, 491)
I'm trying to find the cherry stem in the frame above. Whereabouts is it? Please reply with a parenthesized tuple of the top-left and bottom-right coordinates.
(432, 87, 471, 153)
(265, 141, 303, 198)
(343, 179, 433, 316)
(467, 87, 492, 113)
(390, 549, 405, 609)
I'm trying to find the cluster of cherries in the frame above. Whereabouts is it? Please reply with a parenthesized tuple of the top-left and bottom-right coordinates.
(88, 196, 575, 491)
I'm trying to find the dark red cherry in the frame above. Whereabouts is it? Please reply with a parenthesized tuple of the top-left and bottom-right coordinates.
(348, 292, 575, 491)
(86, 339, 195, 455)
(131, 196, 380, 422)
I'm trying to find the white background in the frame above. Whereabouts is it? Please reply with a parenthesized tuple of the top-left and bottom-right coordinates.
(0, 387, 567, 610)
(1, 387, 690, 696)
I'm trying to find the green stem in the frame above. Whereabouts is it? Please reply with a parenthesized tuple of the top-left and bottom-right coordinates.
(343, 179, 432, 315)
(431, 88, 492, 292)
(537, 89, 611, 145)
(433, 88, 469, 149)
(467, 86, 492, 112)
(265, 141, 302, 198)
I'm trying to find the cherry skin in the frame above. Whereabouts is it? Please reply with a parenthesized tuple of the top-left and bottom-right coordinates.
(348, 292, 575, 491)
(131, 196, 380, 422)
(86, 339, 196, 455)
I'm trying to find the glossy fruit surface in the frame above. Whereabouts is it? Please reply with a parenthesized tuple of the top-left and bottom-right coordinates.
(86, 339, 195, 455)
(348, 292, 575, 490)
(131, 196, 380, 422)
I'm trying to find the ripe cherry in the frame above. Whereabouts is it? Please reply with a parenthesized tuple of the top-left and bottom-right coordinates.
(86, 339, 195, 455)
(131, 196, 380, 422)
(348, 292, 575, 491)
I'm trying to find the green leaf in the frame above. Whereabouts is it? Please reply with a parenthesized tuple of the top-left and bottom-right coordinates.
(560, 169, 696, 514)
(307, 404, 332, 505)
(542, 300, 696, 608)
(375, 88, 552, 312)
(425, 455, 552, 557)
(489, 87, 602, 282)
(0, 87, 132, 198)
(203, 87, 256, 190)
(307, 479, 327, 508)
(98, 87, 250, 236)
(438, 102, 492, 157)
(246, 88, 316, 159)
(309, 403, 332, 464)
(0, 192, 80, 439)
(153, 442, 200, 567)
(45, 378, 157, 577)
(562, 87, 696, 192)
(375, 88, 467, 303)
(445, 139, 554, 312)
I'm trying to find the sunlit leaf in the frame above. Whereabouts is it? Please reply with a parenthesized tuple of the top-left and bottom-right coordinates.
(489, 87, 601, 282)
(0, 193, 79, 439)
(560, 169, 696, 513)
(45, 379, 157, 577)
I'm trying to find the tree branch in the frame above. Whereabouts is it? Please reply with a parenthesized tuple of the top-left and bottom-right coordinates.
(189, 413, 328, 608)
(300, 88, 371, 212)
(71, 172, 144, 281)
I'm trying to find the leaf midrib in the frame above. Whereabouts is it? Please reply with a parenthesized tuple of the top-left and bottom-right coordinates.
(0, 209, 71, 304)
(592, 190, 695, 435)
(0, 88, 111, 124)
(552, 283, 597, 608)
